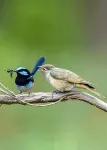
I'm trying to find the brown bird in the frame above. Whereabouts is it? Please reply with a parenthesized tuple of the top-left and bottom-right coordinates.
(39, 64, 104, 98)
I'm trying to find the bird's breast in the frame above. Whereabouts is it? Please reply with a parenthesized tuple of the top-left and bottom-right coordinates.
(17, 81, 34, 92)
(46, 73, 73, 91)
(15, 75, 34, 86)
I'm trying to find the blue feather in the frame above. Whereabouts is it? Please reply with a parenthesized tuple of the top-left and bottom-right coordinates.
(19, 71, 29, 76)
(17, 81, 33, 92)
(31, 56, 46, 76)
(16, 67, 26, 71)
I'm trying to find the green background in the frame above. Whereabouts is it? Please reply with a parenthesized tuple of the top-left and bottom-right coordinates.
(0, 0, 107, 150)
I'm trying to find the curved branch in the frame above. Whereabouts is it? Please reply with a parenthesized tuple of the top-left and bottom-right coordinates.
(0, 91, 106, 112)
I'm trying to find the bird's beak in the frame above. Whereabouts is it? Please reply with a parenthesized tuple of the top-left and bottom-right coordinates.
(10, 70, 17, 73)
(13, 70, 17, 72)
(38, 66, 44, 72)
(5, 69, 16, 73)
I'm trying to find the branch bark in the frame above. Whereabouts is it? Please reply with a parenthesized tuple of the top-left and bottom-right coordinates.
(0, 91, 106, 112)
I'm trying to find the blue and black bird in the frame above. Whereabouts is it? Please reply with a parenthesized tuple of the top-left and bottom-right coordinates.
(6, 56, 46, 94)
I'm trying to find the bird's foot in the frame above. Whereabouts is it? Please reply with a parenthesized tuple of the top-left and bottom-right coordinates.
(28, 91, 32, 97)
(52, 90, 62, 98)
(60, 90, 73, 93)
(52, 90, 74, 98)
(18, 91, 22, 95)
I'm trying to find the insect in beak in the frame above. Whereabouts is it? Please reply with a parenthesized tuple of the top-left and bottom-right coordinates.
(5, 69, 16, 78)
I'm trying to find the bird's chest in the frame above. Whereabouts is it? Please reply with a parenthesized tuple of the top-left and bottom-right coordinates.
(46, 73, 71, 90)
(16, 81, 34, 92)
(15, 76, 34, 86)
(15, 76, 34, 92)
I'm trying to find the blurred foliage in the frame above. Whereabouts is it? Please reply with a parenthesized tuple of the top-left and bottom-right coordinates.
(0, 0, 107, 150)
(0, 0, 89, 46)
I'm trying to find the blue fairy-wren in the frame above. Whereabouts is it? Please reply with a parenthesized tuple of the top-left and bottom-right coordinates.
(6, 56, 46, 94)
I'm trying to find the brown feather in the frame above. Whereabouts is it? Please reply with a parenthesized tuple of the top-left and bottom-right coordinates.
(76, 83, 105, 99)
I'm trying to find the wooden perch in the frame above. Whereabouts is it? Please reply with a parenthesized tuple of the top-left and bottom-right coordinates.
(0, 89, 106, 112)
(0, 82, 106, 111)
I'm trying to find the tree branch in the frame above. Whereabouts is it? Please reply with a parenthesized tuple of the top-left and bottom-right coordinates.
(0, 90, 106, 112)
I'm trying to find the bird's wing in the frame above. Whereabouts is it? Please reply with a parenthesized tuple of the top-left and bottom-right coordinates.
(50, 68, 84, 83)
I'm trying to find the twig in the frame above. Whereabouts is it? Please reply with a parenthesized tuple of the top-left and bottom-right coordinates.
(0, 90, 106, 111)
(0, 81, 106, 110)
(0, 82, 62, 107)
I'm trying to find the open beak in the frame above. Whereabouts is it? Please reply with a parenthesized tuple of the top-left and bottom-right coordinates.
(38, 66, 44, 72)
(13, 70, 17, 72)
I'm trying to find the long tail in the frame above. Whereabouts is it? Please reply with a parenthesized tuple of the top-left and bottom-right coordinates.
(76, 82, 105, 99)
(31, 56, 46, 76)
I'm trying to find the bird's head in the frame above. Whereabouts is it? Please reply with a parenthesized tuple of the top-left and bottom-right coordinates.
(6, 67, 31, 78)
(39, 64, 55, 74)
(14, 67, 31, 77)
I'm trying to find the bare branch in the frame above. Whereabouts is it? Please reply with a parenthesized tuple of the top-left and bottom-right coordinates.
(0, 90, 106, 111)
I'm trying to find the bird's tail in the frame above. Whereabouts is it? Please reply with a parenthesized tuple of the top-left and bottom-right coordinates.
(76, 82, 105, 99)
(31, 56, 46, 76)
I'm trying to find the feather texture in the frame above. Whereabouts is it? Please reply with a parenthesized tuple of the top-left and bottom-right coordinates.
(31, 56, 46, 76)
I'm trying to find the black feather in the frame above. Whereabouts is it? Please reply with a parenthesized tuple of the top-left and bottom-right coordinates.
(82, 83, 95, 89)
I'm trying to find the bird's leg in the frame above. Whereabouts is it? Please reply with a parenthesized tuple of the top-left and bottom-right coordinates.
(16, 91, 22, 99)
(28, 90, 32, 96)
(52, 90, 75, 98)
(52, 90, 62, 98)
(61, 90, 72, 93)
(52, 90, 74, 98)
(19, 91, 22, 94)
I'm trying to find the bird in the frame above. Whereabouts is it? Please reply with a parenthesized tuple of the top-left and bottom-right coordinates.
(39, 64, 104, 98)
(6, 56, 46, 94)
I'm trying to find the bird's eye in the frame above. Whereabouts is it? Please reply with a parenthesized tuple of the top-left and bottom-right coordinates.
(43, 68, 46, 71)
